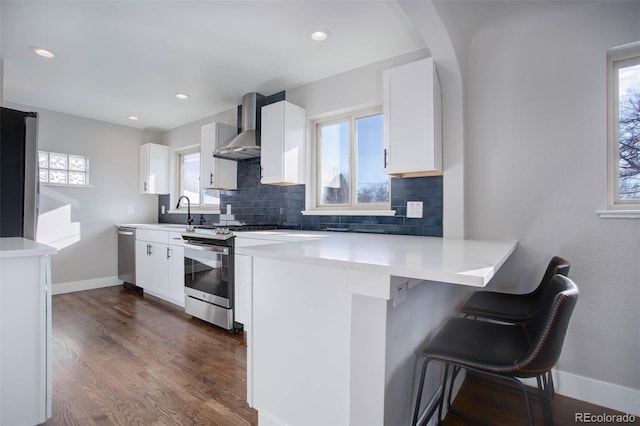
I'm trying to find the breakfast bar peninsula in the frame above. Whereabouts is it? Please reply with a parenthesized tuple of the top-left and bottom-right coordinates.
(235, 231, 517, 426)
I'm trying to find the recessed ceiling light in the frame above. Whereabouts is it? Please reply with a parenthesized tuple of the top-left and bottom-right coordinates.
(128, 116, 139, 121)
(175, 93, 190, 100)
(30, 46, 55, 59)
(309, 28, 331, 42)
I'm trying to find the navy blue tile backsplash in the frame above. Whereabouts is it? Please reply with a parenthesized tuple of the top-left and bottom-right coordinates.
(159, 158, 443, 237)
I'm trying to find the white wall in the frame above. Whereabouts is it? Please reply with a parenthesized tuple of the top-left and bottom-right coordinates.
(462, 1, 639, 394)
(7, 103, 158, 286)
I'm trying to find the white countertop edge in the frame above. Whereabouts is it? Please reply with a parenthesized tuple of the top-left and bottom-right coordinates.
(237, 238, 517, 288)
(0, 238, 58, 259)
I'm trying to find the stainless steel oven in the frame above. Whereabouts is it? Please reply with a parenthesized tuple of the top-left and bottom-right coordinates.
(181, 225, 276, 331)
(183, 236, 235, 331)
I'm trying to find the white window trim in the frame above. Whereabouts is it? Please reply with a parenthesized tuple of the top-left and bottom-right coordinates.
(304, 105, 395, 216)
(170, 145, 221, 215)
(602, 41, 640, 218)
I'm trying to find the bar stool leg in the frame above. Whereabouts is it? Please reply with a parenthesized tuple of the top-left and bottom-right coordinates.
(437, 363, 450, 424)
(412, 357, 430, 426)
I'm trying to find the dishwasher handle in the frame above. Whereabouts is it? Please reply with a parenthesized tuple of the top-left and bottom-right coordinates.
(117, 230, 135, 236)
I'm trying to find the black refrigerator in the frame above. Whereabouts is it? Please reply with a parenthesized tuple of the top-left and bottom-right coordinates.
(0, 107, 39, 240)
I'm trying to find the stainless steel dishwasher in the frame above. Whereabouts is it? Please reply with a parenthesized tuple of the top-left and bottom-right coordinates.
(117, 226, 137, 286)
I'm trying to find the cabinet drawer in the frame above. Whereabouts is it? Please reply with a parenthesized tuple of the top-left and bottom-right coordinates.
(136, 229, 168, 244)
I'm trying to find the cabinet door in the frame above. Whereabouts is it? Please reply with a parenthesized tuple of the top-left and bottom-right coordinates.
(201, 122, 238, 190)
(135, 241, 169, 296)
(167, 244, 185, 306)
(135, 240, 154, 289)
(234, 253, 251, 327)
(383, 58, 442, 177)
(139, 143, 169, 194)
(139, 144, 150, 193)
(261, 101, 306, 185)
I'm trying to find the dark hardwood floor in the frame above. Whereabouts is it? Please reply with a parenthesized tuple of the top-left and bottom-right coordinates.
(442, 375, 639, 426)
(45, 286, 257, 425)
(46, 286, 635, 426)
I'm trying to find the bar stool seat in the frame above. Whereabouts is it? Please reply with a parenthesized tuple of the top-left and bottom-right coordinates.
(425, 318, 531, 372)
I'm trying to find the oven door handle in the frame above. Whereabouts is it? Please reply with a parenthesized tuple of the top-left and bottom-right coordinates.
(183, 242, 229, 255)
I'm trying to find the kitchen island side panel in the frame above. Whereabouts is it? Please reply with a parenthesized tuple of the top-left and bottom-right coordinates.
(252, 257, 351, 425)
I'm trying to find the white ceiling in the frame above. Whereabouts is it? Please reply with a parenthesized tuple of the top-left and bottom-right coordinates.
(1, 1, 426, 131)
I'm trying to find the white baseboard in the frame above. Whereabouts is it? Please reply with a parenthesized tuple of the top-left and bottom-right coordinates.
(258, 410, 287, 426)
(52, 276, 122, 295)
(523, 370, 639, 416)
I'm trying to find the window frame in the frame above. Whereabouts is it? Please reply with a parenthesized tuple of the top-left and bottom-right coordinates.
(38, 150, 91, 187)
(605, 42, 640, 216)
(306, 106, 393, 215)
(175, 146, 221, 212)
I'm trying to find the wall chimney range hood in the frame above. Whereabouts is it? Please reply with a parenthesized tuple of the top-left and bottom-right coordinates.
(213, 92, 265, 160)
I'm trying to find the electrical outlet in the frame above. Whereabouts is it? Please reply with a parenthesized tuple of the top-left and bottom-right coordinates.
(393, 282, 408, 307)
(407, 201, 423, 218)
(226, 204, 232, 215)
(128, 205, 134, 214)
(161, 205, 166, 214)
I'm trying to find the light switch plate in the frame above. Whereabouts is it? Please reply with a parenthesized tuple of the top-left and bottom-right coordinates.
(407, 201, 423, 218)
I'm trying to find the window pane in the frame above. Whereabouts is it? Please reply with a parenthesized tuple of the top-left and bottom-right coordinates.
(356, 114, 388, 204)
(68, 155, 86, 171)
(68, 171, 86, 185)
(38, 152, 48, 168)
(618, 62, 640, 200)
(49, 153, 67, 170)
(49, 170, 67, 184)
(318, 121, 350, 205)
(181, 152, 200, 204)
(203, 189, 220, 206)
(39, 169, 48, 183)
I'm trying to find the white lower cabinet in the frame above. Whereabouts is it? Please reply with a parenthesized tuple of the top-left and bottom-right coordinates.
(0, 243, 55, 425)
(167, 243, 184, 304)
(135, 230, 184, 307)
(234, 253, 251, 327)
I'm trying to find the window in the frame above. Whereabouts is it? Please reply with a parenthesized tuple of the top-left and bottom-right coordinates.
(38, 151, 89, 186)
(177, 147, 219, 208)
(607, 43, 640, 213)
(313, 108, 390, 212)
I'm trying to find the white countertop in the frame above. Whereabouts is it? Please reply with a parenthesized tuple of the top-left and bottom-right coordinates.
(115, 225, 517, 287)
(236, 231, 517, 287)
(0, 238, 58, 259)
(117, 223, 189, 231)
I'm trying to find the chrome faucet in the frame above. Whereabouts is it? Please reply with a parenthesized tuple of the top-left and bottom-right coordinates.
(176, 195, 194, 232)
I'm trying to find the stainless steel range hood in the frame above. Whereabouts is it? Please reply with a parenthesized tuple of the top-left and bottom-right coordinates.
(213, 92, 265, 160)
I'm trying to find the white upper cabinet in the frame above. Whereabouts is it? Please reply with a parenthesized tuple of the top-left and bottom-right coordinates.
(201, 122, 238, 190)
(260, 100, 306, 185)
(383, 57, 442, 177)
(139, 143, 169, 194)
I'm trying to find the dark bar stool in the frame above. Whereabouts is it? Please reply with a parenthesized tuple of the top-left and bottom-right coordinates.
(459, 255, 570, 397)
(412, 274, 579, 426)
